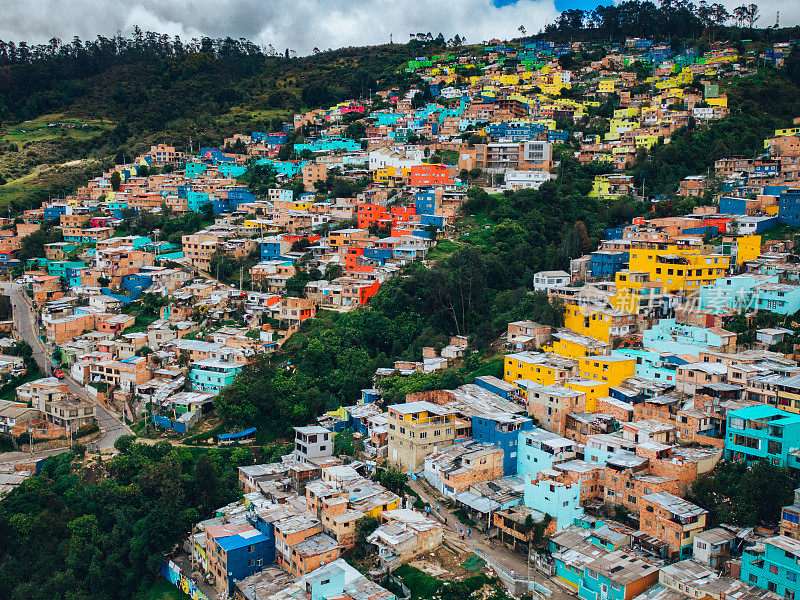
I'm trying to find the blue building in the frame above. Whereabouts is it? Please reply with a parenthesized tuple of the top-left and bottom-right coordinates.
(415, 190, 437, 215)
(121, 273, 154, 299)
(720, 196, 752, 215)
(213, 187, 255, 213)
(778, 190, 800, 226)
(43, 203, 72, 222)
(252, 132, 288, 145)
(471, 413, 533, 475)
(517, 428, 576, 479)
(473, 375, 518, 400)
(590, 250, 628, 279)
(362, 247, 392, 265)
(740, 535, 800, 597)
(725, 404, 800, 467)
(604, 226, 626, 240)
(260, 236, 292, 262)
(209, 525, 272, 594)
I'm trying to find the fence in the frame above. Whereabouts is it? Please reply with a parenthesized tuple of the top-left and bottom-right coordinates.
(471, 546, 553, 598)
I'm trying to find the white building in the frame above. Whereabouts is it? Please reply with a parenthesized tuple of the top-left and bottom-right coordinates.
(533, 270, 570, 291)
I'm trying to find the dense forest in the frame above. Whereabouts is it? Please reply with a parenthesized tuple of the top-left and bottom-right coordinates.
(0, 441, 244, 600)
(542, 0, 800, 42)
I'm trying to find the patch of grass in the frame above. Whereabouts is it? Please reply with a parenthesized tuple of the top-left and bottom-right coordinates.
(0, 159, 105, 209)
(140, 579, 191, 600)
(761, 223, 800, 241)
(182, 423, 228, 445)
(393, 565, 443, 600)
(125, 313, 159, 334)
(1, 114, 115, 145)
(427, 239, 460, 260)
(0, 370, 42, 402)
(464, 356, 504, 380)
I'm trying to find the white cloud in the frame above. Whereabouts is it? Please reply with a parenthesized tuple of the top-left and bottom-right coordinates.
(0, 0, 560, 56)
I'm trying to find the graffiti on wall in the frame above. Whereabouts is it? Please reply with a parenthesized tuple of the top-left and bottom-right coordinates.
(161, 559, 212, 600)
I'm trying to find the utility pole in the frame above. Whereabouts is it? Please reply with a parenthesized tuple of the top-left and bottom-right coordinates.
(239, 266, 243, 293)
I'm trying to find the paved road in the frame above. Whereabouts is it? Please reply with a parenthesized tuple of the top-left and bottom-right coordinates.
(2, 282, 131, 452)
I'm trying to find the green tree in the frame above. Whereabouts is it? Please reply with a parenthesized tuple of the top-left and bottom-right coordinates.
(110, 171, 121, 192)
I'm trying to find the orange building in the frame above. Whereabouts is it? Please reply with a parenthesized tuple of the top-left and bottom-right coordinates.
(409, 164, 452, 187)
(639, 492, 707, 558)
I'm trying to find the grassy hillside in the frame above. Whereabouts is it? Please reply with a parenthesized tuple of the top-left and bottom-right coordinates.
(0, 39, 432, 211)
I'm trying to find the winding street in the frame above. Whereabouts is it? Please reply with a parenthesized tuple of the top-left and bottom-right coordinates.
(1, 282, 132, 457)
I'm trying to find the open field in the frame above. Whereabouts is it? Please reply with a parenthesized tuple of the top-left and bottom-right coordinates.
(2, 113, 115, 145)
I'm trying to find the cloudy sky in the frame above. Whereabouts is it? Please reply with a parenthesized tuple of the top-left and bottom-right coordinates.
(0, 0, 796, 56)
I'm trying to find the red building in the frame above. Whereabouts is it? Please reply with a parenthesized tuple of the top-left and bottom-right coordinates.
(409, 164, 452, 187)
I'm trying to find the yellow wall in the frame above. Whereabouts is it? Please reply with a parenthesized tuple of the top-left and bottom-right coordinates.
(577, 356, 636, 387)
(733, 235, 761, 266)
(563, 305, 629, 343)
(504, 354, 570, 386)
(546, 337, 608, 360)
(564, 380, 610, 412)
(364, 498, 402, 519)
(627, 247, 730, 293)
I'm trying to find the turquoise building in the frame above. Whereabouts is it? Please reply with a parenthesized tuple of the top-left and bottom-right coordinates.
(740, 535, 800, 596)
(185, 162, 208, 178)
(698, 275, 773, 312)
(187, 191, 212, 212)
(611, 348, 684, 385)
(548, 526, 659, 597)
(725, 405, 800, 467)
(189, 359, 243, 394)
(523, 476, 582, 532)
(218, 163, 248, 178)
(517, 428, 576, 479)
(642, 318, 733, 357)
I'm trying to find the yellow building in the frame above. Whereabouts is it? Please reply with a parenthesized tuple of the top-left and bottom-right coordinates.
(564, 379, 610, 412)
(611, 271, 664, 315)
(589, 176, 613, 199)
(563, 303, 636, 342)
(599, 78, 616, 93)
(292, 199, 314, 211)
(504, 352, 577, 387)
(776, 126, 800, 137)
(610, 119, 639, 133)
(613, 107, 640, 119)
(627, 247, 731, 293)
(723, 234, 761, 266)
(545, 330, 611, 359)
(374, 165, 410, 184)
(577, 355, 636, 387)
(634, 134, 659, 149)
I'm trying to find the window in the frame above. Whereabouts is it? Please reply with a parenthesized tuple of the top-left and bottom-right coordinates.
(733, 434, 760, 449)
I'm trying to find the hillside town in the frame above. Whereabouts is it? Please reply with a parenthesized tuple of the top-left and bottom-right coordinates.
(2, 32, 800, 600)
